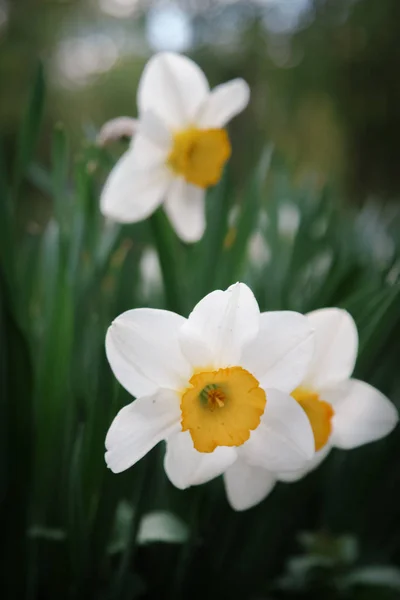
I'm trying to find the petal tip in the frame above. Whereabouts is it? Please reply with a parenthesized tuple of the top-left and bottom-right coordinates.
(235, 77, 251, 103)
(104, 450, 119, 473)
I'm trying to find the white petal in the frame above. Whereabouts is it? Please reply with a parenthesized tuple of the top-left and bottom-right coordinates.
(106, 326, 157, 398)
(178, 327, 212, 372)
(325, 379, 398, 449)
(164, 178, 206, 243)
(164, 431, 237, 489)
(240, 389, 315, 471)
(223, 459, 276, 511)
(137, 52, 209, 129)
(106, 308, 191, 398)
(181, 282, 260, 368)
(304, 308, 358, 389)
(105, 390, 181, 473)
(130, 128, 170, 169)
(196, 78, 250, 128)
(278, 443, 331, 482)
(100, 151, 171, 223)
(97, 116, 137, 146)
(241, 311, 314, 394)
(138, 110, 172, 151)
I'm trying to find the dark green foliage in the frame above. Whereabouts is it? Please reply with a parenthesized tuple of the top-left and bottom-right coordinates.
(1, 68, 400, 600)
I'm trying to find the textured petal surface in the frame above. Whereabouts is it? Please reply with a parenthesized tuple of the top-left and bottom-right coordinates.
(180, 282, 260, 368)
(278, 443, 331, 482)
(240, 389, 315, 471)
(105, 390, 181, 473)
(325, 379, 398, 449)
(224, 459, 276, 511)
(196, 78, 250, 128)
(164, 178, 206, 243)
(164, 431, 237, 489)
(100, 150, 171, 223)
(106, 308, 191, 397)
(303, 308, 358, 389)
(137, 52, 209, 129)
(241, 311, 314, 393)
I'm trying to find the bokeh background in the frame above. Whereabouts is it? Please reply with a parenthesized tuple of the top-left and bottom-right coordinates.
(2, 1, 400, 599)
(3, 0, 400, 207)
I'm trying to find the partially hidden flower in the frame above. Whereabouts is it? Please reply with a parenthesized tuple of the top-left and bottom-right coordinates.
(224, 308, 399, 511)
(105, 283, 316, 493)
(100, 52, 250, 243)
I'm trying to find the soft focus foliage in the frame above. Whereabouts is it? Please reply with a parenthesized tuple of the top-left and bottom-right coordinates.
(3, 0, 400, 204)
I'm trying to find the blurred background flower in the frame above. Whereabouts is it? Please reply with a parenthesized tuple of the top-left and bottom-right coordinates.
(3, 0, 400, 216)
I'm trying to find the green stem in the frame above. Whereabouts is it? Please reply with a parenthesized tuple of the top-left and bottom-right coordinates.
(199, 171, 231, 297)
(170, 489, 203, 600)
(111, 450, 157, 599)
(149, 209, 185, 315)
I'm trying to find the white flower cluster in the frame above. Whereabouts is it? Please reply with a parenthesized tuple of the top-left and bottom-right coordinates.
(105, 283, 397, 511)
(101, 54, 398, 511)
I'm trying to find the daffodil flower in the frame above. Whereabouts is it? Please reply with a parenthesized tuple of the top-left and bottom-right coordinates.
(100, 52, 250, 243)
(224, 308, 398, 511)
(105, 283, 316, 490)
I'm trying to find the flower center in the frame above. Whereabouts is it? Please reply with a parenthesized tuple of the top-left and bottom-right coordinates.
(167, 127, 231, 188)
(180, 366, 266, 453)
(291, 387, 334, 451)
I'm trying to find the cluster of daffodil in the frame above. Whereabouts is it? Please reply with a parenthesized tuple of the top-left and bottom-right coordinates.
(101, 53, 398, 511)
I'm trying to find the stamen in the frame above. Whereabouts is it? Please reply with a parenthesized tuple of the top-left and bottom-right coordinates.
(207, 388, 226, 410)
(199, 384, 226, 410)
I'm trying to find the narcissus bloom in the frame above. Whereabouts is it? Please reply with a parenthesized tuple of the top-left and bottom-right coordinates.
(100, 52, 250, 243)
(105, 283, 316, 491)
(224, 308, 398, 511)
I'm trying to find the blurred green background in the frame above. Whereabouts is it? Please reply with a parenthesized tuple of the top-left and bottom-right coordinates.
(3, 0, 400, 208)
(1, 1, 400, 599)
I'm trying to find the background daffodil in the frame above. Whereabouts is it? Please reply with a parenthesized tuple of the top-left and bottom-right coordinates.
(100, 52, 250, 243)
(104, 283, 316, 490)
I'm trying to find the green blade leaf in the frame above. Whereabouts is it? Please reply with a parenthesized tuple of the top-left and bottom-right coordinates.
(13, 62, 45, 195)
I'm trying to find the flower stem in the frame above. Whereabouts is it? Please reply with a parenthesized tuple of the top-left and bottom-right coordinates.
(149, 209, 185, 315)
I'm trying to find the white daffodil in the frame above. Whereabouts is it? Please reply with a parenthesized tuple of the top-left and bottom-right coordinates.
(100, 52, 250, 243)
(105, 283, 316, 491)
(224, 307, 398, 511)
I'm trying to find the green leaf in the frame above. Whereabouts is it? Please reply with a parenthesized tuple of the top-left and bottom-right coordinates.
(13, 63, 45, 195)
(222, 146, 273, 288)
(51, 124, 70, 236)
(341, 566, 400, 590)
(138, 511, 188, 545)
(0, 139, 15, 296)
(0, 267, 33, 599)
(198, 167, 232, 297)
